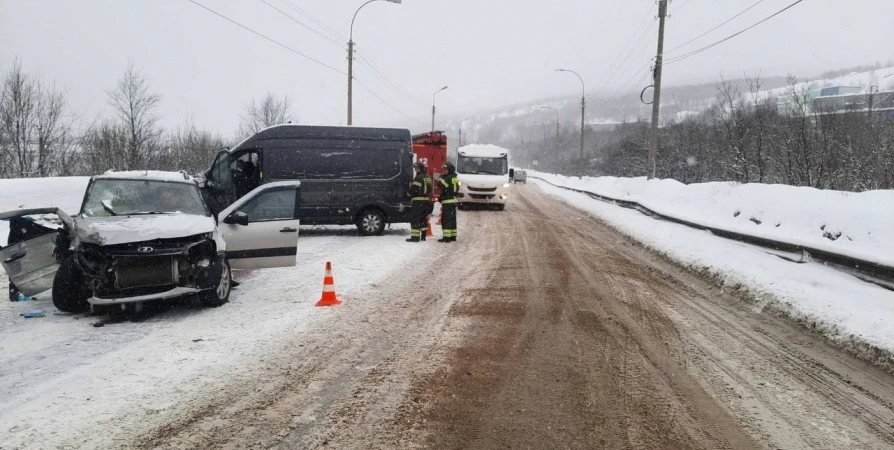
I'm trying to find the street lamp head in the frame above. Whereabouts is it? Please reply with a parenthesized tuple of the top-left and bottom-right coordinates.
(385, 0, 402, 3)
(437, 86, 448, 93)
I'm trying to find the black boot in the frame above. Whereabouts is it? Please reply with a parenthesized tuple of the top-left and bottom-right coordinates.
(406, 237, 420, 243)
(438, 237, 449, 243)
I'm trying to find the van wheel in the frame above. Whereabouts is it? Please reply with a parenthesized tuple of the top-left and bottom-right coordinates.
(200, 257, 231, 307)
(8, 283, 19, 302)
(52, 257, 91, 313)
(356, 209, 386, 236)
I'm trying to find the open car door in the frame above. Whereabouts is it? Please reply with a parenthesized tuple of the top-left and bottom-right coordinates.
(218, 182, 302, 270)
(0, 208, 73, 298)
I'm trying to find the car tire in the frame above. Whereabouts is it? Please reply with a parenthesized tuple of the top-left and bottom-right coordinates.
(356, 208, 386, 236)
(200, 257, 231, 308)
(52, 257, 91, 313)
(8, 283, 19, 302)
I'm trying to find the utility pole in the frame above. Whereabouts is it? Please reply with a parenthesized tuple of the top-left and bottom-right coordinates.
(648, 0, 668, 180)
(868, 86, 878, 119)
(555, 69, 586, 162)
(347, 40, 354, 125)
(431, 86, 448, 132)
(347, 0, 401, 126)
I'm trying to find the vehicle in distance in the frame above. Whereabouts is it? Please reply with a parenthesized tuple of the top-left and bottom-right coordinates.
(455, 144, 512, 210)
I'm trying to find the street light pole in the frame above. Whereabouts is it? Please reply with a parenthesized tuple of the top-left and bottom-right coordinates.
(539, 107, 560, 150)
(431, 86, 448, 132)
(556, 69, 585, 162)
(459, 117, 472, 147)
(540, 106, 560, 171)
(347, 0, 401, 126)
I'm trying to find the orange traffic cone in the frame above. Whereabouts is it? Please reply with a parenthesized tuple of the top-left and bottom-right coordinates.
(426, 217, 434, 237)
(315, 262, 342, 307)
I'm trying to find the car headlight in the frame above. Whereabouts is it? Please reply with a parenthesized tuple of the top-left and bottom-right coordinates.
(502, 183, 510, 188)
(76, 243, 108, 275)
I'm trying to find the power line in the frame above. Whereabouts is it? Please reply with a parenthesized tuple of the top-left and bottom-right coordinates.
(185, 0, 344, 74)
(262, 0, 426, 113)
(666, 0, 809, 65)
(602, 67, 653, 121)
(588, 25, 657, 103)
(184, 0, 424, 123)
(278, 0, 347, 43)
(354, 50, 428, 107)
(259, 0, 343, 47)
(672, 0, 696, 15)
(666, 0, 770, 54)
(587, 5, 656, 102)
(354, 78, 426, 125)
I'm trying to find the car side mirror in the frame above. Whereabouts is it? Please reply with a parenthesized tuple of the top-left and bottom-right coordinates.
(223, 211, 249, 226)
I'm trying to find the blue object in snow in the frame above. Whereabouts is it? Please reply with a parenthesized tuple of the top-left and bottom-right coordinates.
(21, 310, 46, 318)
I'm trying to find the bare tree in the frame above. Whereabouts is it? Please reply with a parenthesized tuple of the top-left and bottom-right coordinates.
(158, 117, 225, 174)
(0, 59, 76, 178)
(237, 92, 294, 138)
(107, 62, 161, 170)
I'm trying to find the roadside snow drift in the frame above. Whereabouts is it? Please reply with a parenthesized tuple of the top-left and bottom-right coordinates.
(532, 172, 894, 267)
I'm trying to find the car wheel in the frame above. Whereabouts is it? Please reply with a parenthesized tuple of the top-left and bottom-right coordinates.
(8, 283, 19, 302)
(52, 256, 91, 313)
(200, 257, 231, 308)
(356, 209, 386, 236)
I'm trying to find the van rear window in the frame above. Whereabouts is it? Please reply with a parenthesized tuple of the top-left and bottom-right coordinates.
(267, 148, 402, 180)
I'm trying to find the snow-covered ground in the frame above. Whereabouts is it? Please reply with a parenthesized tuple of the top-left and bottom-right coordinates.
(0, 176, 434, 448)
(532, 176, 894, 362)
(0, 224, 426, 449)
(532, 172, 894, 267)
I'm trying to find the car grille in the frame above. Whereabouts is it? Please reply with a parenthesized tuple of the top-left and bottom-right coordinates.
(115, 256, 174, 290)
(470, 194, 496, 200)
(468, 186, 497, 192)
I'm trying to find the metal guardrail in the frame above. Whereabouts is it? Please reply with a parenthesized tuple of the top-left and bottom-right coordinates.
(532, 176, 894, 291)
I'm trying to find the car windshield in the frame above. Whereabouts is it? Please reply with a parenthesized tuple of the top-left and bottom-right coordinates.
(81, 179, 209, 217)
(457, 156, 508, 176)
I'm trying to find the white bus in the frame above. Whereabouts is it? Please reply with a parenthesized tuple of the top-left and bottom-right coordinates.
(455, 144, 511, 211)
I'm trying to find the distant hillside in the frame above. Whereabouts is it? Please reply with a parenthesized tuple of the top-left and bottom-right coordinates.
(442, 64, 894, 151)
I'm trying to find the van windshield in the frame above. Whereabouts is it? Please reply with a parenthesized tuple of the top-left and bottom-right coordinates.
(457, 155, 508, 176)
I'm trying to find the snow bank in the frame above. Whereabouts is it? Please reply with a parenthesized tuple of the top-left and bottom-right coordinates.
(531, 172, 894, 268)
(533, 180, 894, 365)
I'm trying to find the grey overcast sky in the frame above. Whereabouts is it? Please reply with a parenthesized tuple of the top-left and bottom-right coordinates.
(1, 0, 892, 135)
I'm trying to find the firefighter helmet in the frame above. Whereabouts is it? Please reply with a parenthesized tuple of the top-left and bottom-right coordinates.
(413, 161, 426, 171)
(443, 161, 456, 174)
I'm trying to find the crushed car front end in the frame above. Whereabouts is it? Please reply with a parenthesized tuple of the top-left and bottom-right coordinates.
(73, 232, 221, 305)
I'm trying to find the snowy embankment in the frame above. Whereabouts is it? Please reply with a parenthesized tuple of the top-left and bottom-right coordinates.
(531, 173, 894, 366)
(532, 172, 894, 268)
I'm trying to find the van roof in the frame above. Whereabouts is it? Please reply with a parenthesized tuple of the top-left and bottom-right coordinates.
(232, 124, 411, 151)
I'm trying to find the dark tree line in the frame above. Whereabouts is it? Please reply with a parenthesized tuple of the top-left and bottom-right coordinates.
(0, 59, 294, 178)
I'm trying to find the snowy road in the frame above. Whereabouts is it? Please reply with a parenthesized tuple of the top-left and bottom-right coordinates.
(3, 185, 894, 449)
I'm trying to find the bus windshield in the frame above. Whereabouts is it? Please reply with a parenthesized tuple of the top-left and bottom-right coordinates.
(457, 155, 508, 176)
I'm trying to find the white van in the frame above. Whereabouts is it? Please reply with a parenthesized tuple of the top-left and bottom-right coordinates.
(455, 144, 511, 211)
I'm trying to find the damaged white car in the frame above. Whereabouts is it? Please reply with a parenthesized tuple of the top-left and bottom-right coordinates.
(0, 171, 301, 312)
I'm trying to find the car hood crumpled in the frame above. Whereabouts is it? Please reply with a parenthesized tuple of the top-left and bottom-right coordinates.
(75, 214, 216, 246)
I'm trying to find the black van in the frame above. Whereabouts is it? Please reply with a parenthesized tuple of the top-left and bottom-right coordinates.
(202, 125, 413, 235)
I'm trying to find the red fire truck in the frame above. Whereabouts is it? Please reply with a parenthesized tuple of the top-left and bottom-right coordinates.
(412, 131, 448, 198)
